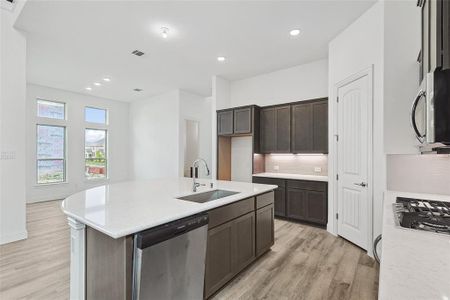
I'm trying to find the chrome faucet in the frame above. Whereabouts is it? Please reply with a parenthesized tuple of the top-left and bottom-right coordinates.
(192, 158, 210, 192)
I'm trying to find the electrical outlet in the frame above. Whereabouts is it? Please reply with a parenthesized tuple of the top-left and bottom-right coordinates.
(314, 167, 322, 173)
(273, 165, 280, 171)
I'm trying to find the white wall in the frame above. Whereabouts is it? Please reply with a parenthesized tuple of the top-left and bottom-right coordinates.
(26, 84, 130, 202)
(130, 90, 180, 179)
(0, 4, 27, 244)
(231, 136, 253, 182)
(230, 59, 328, 107)
(130, 89, 211, 180)
(179, 90, 212, 178)
(328, 2, 385, 246)
(384, 0, 421, 154)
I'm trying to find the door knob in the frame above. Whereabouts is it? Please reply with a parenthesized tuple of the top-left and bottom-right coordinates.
(354, 182, 367, 187)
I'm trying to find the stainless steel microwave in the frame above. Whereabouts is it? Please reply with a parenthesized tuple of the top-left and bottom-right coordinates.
(411, 70, 450, 145)
(412, 0, 450, 149)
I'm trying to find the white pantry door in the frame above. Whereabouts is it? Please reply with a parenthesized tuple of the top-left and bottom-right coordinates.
(336, 71, 372, 250)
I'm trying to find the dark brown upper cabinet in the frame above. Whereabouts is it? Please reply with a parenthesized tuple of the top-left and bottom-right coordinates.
(260, 105, 291, 153)
(234, 107, 252, 134)
(217, 106, 258, 136)
(217, 110, 234, 135)
(291, 99, 328, 154)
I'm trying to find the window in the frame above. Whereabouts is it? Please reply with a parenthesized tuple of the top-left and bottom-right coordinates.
(37, 99, 65, 120)
(36, 125, 65, 184)
(85, 107, 107, 124)
(85, 129, 107, 179)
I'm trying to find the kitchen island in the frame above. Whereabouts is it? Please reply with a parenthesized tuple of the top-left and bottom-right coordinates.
(62, 177, 277, 300)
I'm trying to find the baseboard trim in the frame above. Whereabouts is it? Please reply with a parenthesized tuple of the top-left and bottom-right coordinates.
(0, 230, 28, 245)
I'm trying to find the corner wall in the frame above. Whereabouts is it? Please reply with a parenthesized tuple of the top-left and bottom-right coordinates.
(328, 1, 385, 249)
(130, 89, 212, 180)
(0, 6, 27, 244)
(130, 90, 180, 179)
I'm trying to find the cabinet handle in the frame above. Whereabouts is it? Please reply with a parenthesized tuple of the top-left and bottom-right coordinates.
(353, 182, 367, 187)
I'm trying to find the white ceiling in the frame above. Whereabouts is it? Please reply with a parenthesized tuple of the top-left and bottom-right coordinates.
(16, 0, 375, 102)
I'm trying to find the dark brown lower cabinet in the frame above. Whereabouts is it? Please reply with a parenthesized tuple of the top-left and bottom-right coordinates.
(232, 212, 256, 272)
(253, 176, 328, 226)
(256, 204, 274, 257)
(204, 212, 256, 298)
(273, 188, 286, 217)
(287, 188, 327, 225)
(204, 194, 274, 299)
(204, 221, 235, 297)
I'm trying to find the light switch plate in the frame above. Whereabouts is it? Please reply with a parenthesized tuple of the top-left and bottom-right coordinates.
(273, 165, 280, 171)
(314, 167, 322, 173)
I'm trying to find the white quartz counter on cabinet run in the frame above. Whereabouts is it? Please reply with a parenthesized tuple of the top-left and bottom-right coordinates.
(379, 191, 450, 300)
(253, 172, 328, 182)
(62, 177, 277, 238)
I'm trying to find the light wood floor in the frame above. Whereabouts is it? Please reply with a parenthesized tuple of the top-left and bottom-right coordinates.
(0, 201, 378, 300)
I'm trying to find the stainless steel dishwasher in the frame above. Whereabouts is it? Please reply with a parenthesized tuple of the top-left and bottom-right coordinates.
(132, 213, 209, 300)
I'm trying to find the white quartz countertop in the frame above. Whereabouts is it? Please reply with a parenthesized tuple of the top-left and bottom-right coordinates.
(61, 178, 277, 239)
(379, 190, 450, 300)
(252, 172, 328, 182)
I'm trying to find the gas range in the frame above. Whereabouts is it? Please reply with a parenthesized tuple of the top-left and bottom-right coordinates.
(393, 197, 450, 235)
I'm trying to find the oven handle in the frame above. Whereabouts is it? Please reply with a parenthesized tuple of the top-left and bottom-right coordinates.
(410, 90, 426, 143)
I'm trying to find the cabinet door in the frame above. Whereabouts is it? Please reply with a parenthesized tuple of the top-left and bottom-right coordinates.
(232, 212, 255, 273)
(234, 107, 252, 134)
(312, 101, 328, 153)
(286, 188, 307, 221)
(274, 187, 286, 217)
(260, 108, 276, 153)
(291, 103, 313, 153)
(204, 221, 234, 298)
(305, 190, 327, 225)
(217, 110, 233, 135)
(275, 106, 291, 152)
(256, 204, 274, 257)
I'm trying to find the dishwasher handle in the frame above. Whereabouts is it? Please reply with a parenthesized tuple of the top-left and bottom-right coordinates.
(135, 213, 208, 250)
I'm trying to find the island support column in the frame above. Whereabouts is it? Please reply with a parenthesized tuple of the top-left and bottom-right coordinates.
(68, 217, 86, 300)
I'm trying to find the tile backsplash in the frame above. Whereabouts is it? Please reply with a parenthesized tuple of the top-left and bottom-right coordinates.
(264, 154, 328, 176)
(387, 154, 450, 195)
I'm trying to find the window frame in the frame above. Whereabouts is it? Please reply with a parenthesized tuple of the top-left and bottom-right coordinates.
(35, 123, 67, 185)
(84, 106, 108, 125)
(36, 98, 66, 121)
(84, 127, 108, 181)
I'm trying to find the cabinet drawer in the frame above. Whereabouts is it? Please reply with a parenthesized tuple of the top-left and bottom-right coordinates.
(286, 180, 326, 192)
(256, 191, 274, 209)
(252, 176, 285, 188)
(208, 197, 255, 229)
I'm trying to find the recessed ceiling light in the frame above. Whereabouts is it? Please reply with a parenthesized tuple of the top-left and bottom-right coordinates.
(103, 77, 111, 82)
(93, 82, 101, 86)
(289, 29, 301, 36)
(161, 27, 169, 39)
(217, 56, 226, 62)
(85, 87, 92, 91)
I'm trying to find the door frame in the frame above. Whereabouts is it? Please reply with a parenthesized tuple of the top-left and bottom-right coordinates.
(330, 66, 374, 256)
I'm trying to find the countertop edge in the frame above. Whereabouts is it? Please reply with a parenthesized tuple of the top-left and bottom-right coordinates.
(62, 184, 277, 239)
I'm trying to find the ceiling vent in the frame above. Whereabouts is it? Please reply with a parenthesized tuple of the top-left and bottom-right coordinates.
(133, 88, 143, 92)
(131, 50, 145, 57)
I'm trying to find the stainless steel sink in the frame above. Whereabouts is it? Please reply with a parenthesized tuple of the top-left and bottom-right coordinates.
(177, 189, 239, 203)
